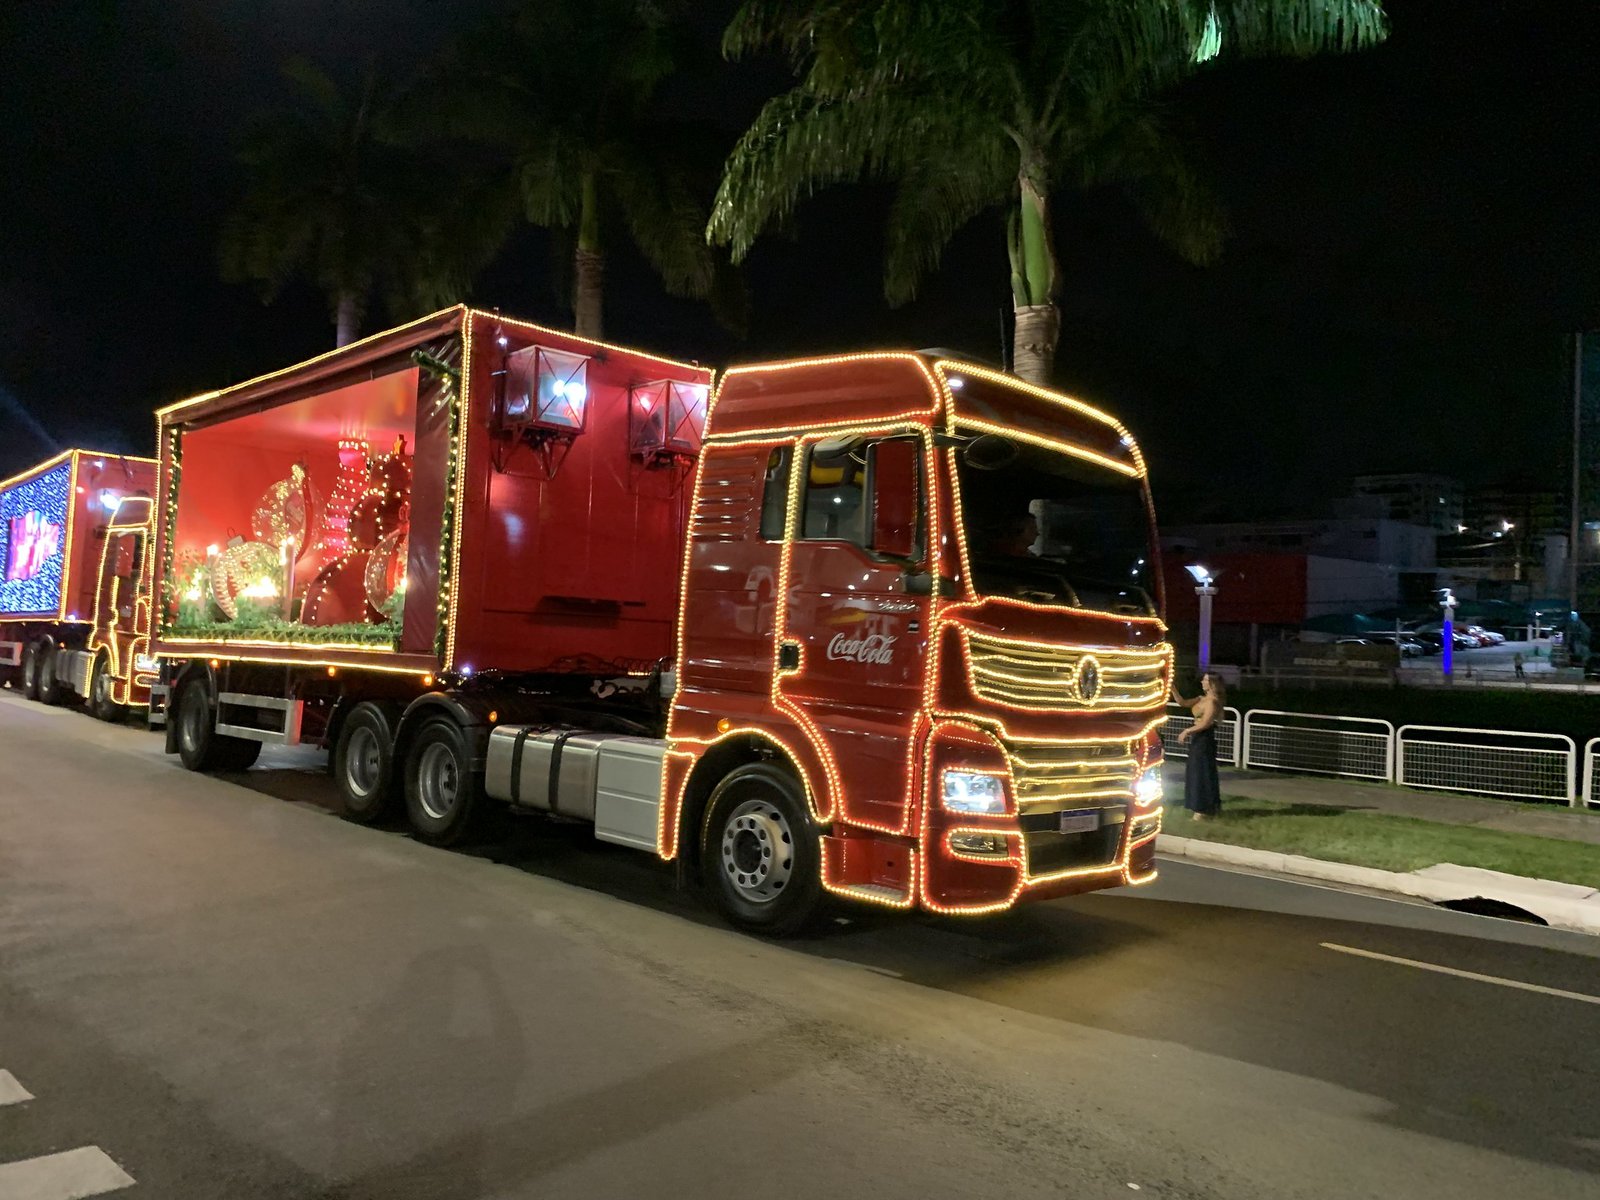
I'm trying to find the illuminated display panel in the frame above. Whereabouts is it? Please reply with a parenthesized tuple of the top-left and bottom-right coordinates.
(165, 368, 421, 651)
(0, 460, 72, 616)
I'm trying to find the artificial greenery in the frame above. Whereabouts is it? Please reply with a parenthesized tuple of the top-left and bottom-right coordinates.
(167, 615, 400, 647)
(158, 426, 182, 629)
(414, 345, 461, 661)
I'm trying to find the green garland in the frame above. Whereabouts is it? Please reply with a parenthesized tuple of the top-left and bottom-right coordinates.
(414, 347, 462, 661)
(158, 425, 182, 634)
(167, 616, 400, 647)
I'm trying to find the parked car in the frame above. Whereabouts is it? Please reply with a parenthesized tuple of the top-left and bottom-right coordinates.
(1469, 625, 1506, 645)
(1407, 631, 1444, 655)
(1365, 632, 1425, 658)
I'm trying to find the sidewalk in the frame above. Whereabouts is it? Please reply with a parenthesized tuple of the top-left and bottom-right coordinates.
(1157, 763, 1600, 934)
(1162, 764, 1600, 846)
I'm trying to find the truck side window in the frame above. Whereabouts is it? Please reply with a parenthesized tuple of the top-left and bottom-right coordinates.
(802, 442, 867, 545)
(759, 446, 792, 541)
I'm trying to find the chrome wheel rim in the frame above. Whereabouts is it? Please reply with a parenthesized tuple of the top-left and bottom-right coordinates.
(417, 742, 459, 820)
(93, 665, 112, 708)
(345, 725, 383, 797)
(719, 797, 795, 904)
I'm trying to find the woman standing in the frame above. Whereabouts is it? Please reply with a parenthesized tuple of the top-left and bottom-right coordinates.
(1172, 673, 1225, 820)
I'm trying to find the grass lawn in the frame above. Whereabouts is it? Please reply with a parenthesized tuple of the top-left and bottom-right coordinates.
(1162, 798, 1600, 890)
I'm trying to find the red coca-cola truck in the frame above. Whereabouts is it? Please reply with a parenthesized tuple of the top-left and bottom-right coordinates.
(150, 306, 1169, 933)
(1, 449, 159, 717)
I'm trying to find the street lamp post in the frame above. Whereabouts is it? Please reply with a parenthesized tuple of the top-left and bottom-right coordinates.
(1439, 588, 1457, 678)
(1186, 564, 1217, 671)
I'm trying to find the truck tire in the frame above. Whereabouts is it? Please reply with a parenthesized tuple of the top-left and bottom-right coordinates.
(701, 763, 826, 937)
(36, 642, 70, 706)
(175, 681, 262, 772)
(333, 702, 400, 824)
(404, 717, 484, 846)
(20, 639, 44, 700)
(89, 655, 121, 722)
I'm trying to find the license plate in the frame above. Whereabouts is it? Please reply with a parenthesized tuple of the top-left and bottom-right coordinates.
(1059, 811, 1100, 834)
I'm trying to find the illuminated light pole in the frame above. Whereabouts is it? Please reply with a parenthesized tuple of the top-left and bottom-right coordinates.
(1439, 587, 1457, 678)
(1186, 564, 1217, 671)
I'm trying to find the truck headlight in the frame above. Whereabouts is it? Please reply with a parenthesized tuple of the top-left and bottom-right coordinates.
(134, 654, 159, 673)
(1134, 766, 1163, 809)
(942, 770, 1006, 815)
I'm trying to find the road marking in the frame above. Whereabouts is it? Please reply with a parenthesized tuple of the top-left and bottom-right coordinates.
(0, 1147, 135, 1199)
(1322, 943, 1600, 1006)
(0, 1069, 35, 1106)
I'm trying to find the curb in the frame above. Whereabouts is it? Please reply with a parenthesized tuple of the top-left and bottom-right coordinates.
(1158, 836, 1600, 936)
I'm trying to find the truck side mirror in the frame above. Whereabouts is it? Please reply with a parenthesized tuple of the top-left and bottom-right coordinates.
(869, 439, 920, 561)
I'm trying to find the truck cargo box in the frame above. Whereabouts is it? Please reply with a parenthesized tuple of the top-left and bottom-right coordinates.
(0, 450, 157, 625)
(151, 307, 711, 678)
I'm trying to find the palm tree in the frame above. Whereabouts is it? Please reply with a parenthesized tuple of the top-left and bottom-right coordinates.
(709, 1, 1388, 383)
(431, 0, 722, 340)
(221, 60, 502, 347)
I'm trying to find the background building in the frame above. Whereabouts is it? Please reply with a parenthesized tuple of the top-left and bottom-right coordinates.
(1350, 473, 1464, 533)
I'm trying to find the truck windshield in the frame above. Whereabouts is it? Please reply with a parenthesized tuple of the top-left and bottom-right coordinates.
(956, 437, 1156, 616)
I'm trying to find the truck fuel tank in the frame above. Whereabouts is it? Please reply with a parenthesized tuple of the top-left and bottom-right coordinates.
(485, 727, 665, 853)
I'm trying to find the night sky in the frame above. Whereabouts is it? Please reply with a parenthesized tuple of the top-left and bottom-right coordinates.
(3, 1, 1598, 522)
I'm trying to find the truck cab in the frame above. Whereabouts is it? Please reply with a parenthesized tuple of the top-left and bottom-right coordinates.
(661, 354, 1168, 926)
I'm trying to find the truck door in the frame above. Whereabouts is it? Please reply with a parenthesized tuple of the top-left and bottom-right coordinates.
(97, 531, 143, 642)
(778, 436, 930, 832)
(677, 443, 788, 700)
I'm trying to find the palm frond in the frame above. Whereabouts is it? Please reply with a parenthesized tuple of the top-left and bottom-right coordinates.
(709, 85, 997, 261)
(883, 138, 1014, 305)
(1066, 99, 1227, 266)
(1201, 0, 1387, 58)
(608, 144, 717, 298)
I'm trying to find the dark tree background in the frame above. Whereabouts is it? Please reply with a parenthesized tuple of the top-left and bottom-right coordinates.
(1, 0, 1597, 521)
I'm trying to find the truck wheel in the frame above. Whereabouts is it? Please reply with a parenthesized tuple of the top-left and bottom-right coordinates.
(334, 703, 399, 824)
(701, 763, 825, 937)
(175, 681, 262, 772)
(20, 639, 44, 700)
(89, 656, 121, 722)
(36, 643, 70, 706)
(404, 717, 484, 846)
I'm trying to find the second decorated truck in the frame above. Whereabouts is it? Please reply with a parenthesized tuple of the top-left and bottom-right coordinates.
(1, 449, 159, 718)
(149, 306, 1170, 933)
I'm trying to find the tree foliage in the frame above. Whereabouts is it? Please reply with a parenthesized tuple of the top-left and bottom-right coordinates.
(220, 60, 504, 342)
(710, 1, 1388, 311)
(423, 0, 736, 336)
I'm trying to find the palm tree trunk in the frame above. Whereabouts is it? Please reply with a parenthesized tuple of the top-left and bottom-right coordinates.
(334, 292, 359, 348)
(1012, 303, 1060, 386)
(1008, 172, 1060, 385)
(573, 170, 604, 339)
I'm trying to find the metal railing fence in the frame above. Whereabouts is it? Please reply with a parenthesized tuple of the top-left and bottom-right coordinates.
(1395, 725, 1575, 804)
(1241, 710, 1395, 782)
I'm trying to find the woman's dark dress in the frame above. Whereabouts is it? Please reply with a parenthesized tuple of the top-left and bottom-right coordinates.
(1184, 728, 1221, 816)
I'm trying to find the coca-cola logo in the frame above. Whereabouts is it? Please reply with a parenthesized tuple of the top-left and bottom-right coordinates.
(827, 632, 896, 664)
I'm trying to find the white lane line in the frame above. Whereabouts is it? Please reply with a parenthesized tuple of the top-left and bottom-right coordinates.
(0, 1147, 135, 1199)
(0, 1069, 35, 1106)
(1322, 942, 1600, 1006)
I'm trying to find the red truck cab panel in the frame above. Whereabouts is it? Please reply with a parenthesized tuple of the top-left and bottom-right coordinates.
(667, 353, 1169, 916)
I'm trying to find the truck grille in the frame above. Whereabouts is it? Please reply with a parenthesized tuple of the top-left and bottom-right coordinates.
(1005, 740, 1140, 812)
(963, 632, 1170, 712)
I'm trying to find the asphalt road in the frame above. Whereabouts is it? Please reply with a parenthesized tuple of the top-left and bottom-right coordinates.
(1, 690, 1596, 1200)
